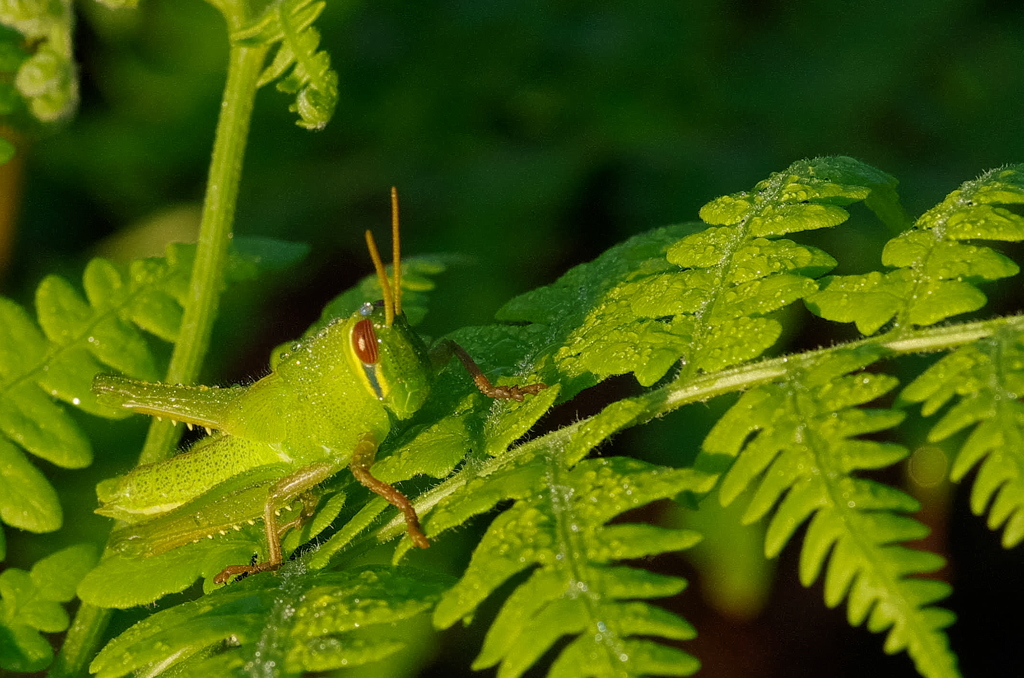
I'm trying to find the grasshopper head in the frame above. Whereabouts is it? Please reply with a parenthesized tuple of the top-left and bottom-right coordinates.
(350, 302, 432, 419)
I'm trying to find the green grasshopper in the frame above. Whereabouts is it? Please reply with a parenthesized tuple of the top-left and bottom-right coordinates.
(93, 188, 546, 583)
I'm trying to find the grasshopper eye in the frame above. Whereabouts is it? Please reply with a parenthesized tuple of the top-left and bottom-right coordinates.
(352, 319, 380, 364)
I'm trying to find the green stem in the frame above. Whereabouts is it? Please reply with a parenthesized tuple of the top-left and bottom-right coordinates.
(49, 41, 269, 678)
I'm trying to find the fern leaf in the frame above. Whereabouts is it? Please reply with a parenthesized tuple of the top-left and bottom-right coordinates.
(667, 157, 898, 375)
(700, 345, 959, 678)
(233, 0, 338, 130)
(901, 323, 1024, 547)
(432, 451, 714, 678)
(498, 156, 898, 392)
(88, 565, 450, 678)
(807, 165, 1024, 335)
(0, 239, 307, 548)
(0, 544, 97, 672)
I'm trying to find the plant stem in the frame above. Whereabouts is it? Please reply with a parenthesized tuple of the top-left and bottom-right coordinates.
(49, 41, 269, 678)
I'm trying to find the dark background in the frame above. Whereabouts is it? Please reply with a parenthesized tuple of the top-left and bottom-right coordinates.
(2, 1, 1023, 676)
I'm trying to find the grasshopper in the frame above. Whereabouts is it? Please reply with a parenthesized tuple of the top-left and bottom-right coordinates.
(94, 188, 546, 583)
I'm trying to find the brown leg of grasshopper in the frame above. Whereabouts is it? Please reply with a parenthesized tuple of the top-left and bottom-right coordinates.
(274, 491, 320, 538)
(214, 461, 338, 584)
(433, 339, 547, 401)
(349, 432, 429, 549)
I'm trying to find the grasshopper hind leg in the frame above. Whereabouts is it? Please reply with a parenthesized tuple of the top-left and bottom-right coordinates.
(214, 461, 338, 584)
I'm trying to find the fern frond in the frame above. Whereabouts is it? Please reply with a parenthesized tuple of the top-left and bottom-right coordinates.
(0, 239, 307, 548)
(88, 565, 450, 678)
(700, 345, 959, 678)
(0, 544, 97, 672)
(233, 0, 338, 130)
(901, 322, 1024, 547)
(432, 447, 715, 678)
(807, 165, 1024, 335)
(498, 156, 898, 391)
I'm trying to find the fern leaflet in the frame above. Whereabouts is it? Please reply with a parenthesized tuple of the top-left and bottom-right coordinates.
(699, 345, 958, 678)
(807, 165, 1024, 334)
(901, 322, 1024, 547)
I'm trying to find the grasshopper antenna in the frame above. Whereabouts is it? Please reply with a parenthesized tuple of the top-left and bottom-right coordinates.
(365, 227, 395, 327)
(391, 186, 402, 318)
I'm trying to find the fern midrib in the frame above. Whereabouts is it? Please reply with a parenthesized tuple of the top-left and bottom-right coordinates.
(0, 265, 178, 402)
(542, 453, 631, 676)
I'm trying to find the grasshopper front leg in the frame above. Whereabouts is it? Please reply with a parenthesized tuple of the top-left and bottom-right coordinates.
(349, 432, 430, 549)
(433, 339, 547, 401)
(214, 461, 339, 584)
